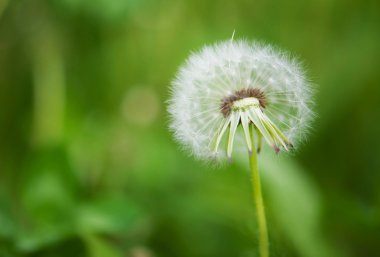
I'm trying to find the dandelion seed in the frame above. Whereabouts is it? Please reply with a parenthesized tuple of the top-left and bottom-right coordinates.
(168, 40, 313, 161)
(168, 39, 314, 257)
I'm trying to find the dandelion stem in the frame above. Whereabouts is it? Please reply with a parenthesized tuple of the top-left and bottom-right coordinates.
(249, 124, 269, 257)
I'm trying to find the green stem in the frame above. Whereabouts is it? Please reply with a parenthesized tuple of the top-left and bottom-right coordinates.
(249, 125, 269, 257)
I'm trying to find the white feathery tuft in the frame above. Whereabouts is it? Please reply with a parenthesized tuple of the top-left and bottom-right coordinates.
(168, 39, 314, 162)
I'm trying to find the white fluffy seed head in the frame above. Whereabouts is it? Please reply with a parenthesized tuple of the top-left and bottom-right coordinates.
(168, 39, 314, 162)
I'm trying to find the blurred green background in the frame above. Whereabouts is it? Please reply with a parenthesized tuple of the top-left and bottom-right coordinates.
(0, 0, 379, 256)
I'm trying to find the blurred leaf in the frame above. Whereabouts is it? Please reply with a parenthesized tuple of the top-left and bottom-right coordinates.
(83, 234, 122, 257)
(16, 225, 74, 253)
(76, 195, 142, 235)
(17, 146, 78, 252)
(238, 150, 345, 257)
(21, 147, 77, 224)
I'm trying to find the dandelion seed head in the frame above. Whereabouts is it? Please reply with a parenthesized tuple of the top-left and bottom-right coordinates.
(168, 40, 314, 161)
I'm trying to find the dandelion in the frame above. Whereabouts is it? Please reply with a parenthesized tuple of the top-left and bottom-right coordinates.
(168, 39, 313, 257)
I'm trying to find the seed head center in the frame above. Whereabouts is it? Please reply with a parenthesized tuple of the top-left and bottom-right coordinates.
(231, 97, 259, 112)
(220, 88, 266, 117)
